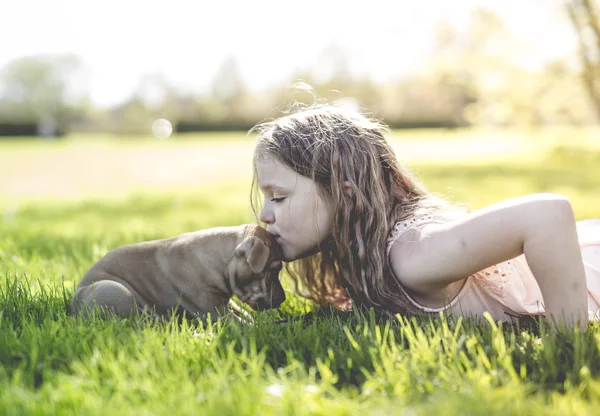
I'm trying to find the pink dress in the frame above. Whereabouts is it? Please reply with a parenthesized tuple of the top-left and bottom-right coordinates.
(386, 216, 600, 322)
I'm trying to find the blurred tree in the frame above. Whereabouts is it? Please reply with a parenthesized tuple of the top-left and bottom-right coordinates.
(566, 0, 600, 119)
(107, 97, 153, 134)
(136, 73, 178, 117)
(172, 56, 271, 132)
(212, 56, 246, 102)
(442, 8, 524, 126)
(534, 60, 596, 125)
(310, 41, 352, 89)
(273, 45, 382, 121)
(0, 54, 87, 135)
(422, 7, 594, 127)
(210, 55, 253, 124)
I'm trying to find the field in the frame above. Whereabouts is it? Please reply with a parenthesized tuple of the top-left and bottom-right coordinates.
(1, 128, 600, 415)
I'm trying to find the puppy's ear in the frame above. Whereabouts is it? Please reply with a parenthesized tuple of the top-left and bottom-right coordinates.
(235, 236, 270, 274)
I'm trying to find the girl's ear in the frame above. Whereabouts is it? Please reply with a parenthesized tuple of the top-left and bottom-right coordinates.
(343, 181, 353, 198)
(235, 236, 270, 274)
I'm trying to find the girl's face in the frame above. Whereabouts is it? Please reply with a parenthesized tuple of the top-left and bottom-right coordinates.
(255, 154, 334, 262)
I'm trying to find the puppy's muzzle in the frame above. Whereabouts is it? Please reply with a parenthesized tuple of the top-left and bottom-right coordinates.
(244, 264, 286, 310)
(254, 278, 286, 310)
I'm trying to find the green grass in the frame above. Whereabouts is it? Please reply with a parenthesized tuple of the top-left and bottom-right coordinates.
(1, 129, 600, 415)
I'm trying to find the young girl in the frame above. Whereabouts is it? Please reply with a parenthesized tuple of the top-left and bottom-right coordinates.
(250, 104, 600, 330)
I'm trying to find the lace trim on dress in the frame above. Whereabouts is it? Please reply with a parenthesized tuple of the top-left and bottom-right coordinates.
(386, 214, 447, 254)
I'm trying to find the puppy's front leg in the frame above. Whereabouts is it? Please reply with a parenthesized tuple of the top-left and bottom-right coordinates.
(227, 299, 254, 324)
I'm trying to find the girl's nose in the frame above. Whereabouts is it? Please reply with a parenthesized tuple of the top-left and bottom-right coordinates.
(259, 205, 274, 224)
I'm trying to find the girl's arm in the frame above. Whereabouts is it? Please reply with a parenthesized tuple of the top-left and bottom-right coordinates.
(389, 193, 588, 330)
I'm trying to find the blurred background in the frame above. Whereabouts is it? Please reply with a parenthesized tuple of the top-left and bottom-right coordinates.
(1, 0, 598, 136)
(0, 0, 599, 204)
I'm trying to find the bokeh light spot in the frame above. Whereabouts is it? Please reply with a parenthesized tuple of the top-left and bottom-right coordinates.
(152, 119, 173, 139)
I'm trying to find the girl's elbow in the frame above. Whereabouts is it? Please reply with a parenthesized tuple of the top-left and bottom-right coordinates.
(546, 194, 574, 215)
(533, 194, 575, 224)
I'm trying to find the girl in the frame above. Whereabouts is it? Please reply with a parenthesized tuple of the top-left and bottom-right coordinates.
(250, 104, 600, 330)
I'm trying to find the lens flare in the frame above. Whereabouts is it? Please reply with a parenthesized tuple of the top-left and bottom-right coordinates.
(151, 118, 173, 139)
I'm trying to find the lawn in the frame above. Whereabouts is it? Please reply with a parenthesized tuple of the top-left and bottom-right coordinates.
(1, 128, 600, 415)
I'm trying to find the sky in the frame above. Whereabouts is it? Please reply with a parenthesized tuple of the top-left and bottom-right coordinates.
(0, 0, 577, 108)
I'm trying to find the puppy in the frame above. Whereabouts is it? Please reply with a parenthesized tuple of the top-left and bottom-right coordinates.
(71, 224, 285, 320)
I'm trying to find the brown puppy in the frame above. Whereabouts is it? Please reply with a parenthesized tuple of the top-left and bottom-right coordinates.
(71, 224, 285, 320)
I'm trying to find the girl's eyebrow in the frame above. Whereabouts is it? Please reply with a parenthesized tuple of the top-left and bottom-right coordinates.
(260, 183, 288, 192)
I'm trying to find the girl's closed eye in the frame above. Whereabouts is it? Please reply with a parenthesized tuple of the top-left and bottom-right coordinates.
(271, 197, 286, 203)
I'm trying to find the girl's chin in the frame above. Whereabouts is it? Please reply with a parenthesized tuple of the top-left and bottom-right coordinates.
(281, 244, 321, 262)
(280, 249, 298, 262)
(279, 245, 302, 262)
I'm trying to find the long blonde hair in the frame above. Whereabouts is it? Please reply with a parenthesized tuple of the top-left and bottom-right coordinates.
(250, 103, 459, 314)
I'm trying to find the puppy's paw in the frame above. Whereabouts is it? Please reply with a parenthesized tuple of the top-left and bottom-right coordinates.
(227, 299, 254, 324)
